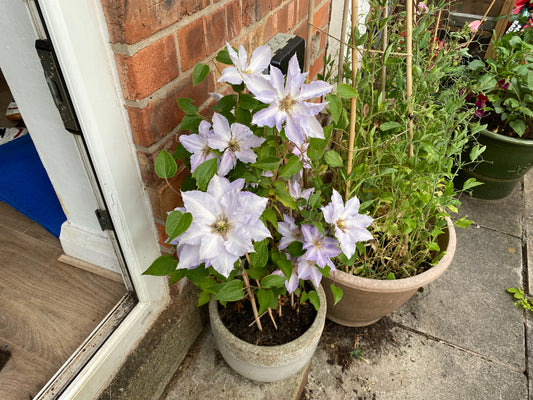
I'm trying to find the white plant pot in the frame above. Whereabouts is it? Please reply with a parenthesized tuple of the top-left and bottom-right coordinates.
(208, 284, 326, 382)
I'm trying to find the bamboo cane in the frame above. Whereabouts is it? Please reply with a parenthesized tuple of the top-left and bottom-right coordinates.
(381, 5, 388, 98)
(305, 0, 315, 72)
(345, 0, 358, 199)
(337, 0, 351, 83)
(406, 0, 414, 157)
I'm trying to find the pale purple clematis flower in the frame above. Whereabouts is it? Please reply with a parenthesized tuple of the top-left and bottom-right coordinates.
(289, 177, 314, 205)
(208, 113, 265, 176)
(278, 214, 303, 250)
(272, 268, 299, 293)
(248, 54, 333, 145)
(321, 190, 373, 259)
(218, 43, 271, 85)
(301, 224, 340, 269)
(176, 175, 270, 277)
(180, 120, 217, 172)
(297, 257, 323, 288)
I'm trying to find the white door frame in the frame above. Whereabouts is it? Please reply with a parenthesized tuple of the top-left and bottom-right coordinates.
(35, 1, 169, 398)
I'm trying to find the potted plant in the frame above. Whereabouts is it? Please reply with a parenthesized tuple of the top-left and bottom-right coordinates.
(457, 23, 533, 199)
(143, 43, 374, 381)
(319, 0, 483, 326)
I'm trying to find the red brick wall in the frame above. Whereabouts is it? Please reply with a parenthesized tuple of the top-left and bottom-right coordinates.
(100, 0, 332, 251)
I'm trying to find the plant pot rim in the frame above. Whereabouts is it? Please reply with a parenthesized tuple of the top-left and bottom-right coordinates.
(209, 283, 327, 355)
(328, 215, 456, 293)
(480, 128, 533, 146)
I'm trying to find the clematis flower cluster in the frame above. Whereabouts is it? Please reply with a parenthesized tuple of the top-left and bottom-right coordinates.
(146, 42, 374, 315)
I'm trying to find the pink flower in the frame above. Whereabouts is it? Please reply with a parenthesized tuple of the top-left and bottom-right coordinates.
(417, 2, 429, 13)
(469, 20, 482, 33)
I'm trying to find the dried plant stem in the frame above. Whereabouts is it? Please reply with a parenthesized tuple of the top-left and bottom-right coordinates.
(346, 0, 358, 199)
(464, 0, 497, 50)
(255, 277, 278, 330)
(278, 295, 282, 317)
(338, 0, 350, 83)
(406, 0, 414, 157)
(241, 259, 262, 331)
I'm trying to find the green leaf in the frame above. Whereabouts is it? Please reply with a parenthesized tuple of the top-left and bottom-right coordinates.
(165, 211, 193, 240)
(426, 242, 440, 252)
(469, 144, 486, 162)
(173, 142, 189, 161)
(462, 178, 483, 191)
(216, 47, 233, 65)
(287, 241, 305, 257)
(300, 291, 308, 304)
(455, 216, 473, 228)
(239, 93, 260, 110)
(260, 208, 278, 229)
(253, 156, 280, 171)
(214, 94, 238, 114)
(274, 186, 298, 209)
(186, 266, 210, 284)
(169, 269, 187, 284)
(214, 280, 244, 302)
(527, 71, 533, 90)
(510, 119, 526, 136)
(326, 93, 342, 123)
(154, 150, 177, 179)
(324, 150, 343, 168)
(177, 98, 199, 115)
(192, 157, 218, 191)
(380, 121, 402, 131)
(467, 59, 486, 71)
(248, 239, 269, 269)
(308, 290, 320, 310)
(179, 114, 202, 131)
(336, 83, 358, 98)
(386, 272, 396, 280)
(257, 289, 277, 315)
(197, 291, 212, 307)
(192, 63, 209, 86)
(330, 284, 343, 306)
(279, 156, 303, 178)
(261, 274, 287, 289)
(307, 138, 326, 161)
(142, 254, 177, 276)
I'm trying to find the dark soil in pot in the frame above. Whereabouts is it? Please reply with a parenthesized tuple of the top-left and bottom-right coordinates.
(218, 296, 317, 346)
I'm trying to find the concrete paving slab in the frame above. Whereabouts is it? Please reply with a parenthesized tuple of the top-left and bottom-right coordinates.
(391, 226, 525, 369)
(456, 184, 523, 238)
(304, 325, 527, 399)
(162, 329, 307, 400)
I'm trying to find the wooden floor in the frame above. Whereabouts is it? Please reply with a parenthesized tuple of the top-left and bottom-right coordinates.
(0, 201, 126, 400)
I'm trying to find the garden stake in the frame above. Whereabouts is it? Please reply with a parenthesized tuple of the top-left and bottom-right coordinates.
(406, 0, 414, 157)
(381, 4, 388, 99)
(305, 0, 314, 72)
(241, 258, 262, 331)
(346, 0, 358, 199)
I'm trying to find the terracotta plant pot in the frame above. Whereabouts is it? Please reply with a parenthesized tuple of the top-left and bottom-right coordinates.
(323, 216, 456, 327)
(209, 284, 326, 382)
(456, 129, 533, 199)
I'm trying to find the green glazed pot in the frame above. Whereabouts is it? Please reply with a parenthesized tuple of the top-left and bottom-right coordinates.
(458, 129, 533, 199)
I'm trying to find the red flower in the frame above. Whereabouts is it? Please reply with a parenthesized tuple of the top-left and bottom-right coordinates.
(497, 79, 510, 90)
(475, 93, 489, 109)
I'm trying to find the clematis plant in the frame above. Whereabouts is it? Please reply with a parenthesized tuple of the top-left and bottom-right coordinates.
(143, 43, 373, 331)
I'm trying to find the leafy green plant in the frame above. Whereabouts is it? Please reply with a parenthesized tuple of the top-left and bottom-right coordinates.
(507, 287, 533, 311)
(323, 0, 483, 279)
(467, 24, 533, 137)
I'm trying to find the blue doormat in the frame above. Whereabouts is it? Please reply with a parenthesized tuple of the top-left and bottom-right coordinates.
(0, 134, 66, 237)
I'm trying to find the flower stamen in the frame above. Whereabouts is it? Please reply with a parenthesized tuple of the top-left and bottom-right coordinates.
(279, 96, 297, 113)
(211, 215, 232, 238)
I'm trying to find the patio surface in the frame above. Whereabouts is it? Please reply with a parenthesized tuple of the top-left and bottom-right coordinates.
(161, 170, 533, 400)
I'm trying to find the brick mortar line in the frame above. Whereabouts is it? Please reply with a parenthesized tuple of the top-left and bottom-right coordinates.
(394, 322, 526, 374)
(520, 178, 531, 398)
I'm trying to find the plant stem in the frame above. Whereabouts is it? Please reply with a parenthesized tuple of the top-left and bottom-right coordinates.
(254, 276, 278, 330)
(241, 259, 262, 331)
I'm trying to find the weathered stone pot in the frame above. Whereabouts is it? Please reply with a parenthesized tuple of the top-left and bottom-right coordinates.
(209, 284, 326, 382)
(457, 129, 533, 199)
(323, 216, 456, 327)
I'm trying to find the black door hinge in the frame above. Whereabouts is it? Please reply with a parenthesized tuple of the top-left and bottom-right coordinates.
(95, 209, 114, 231)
